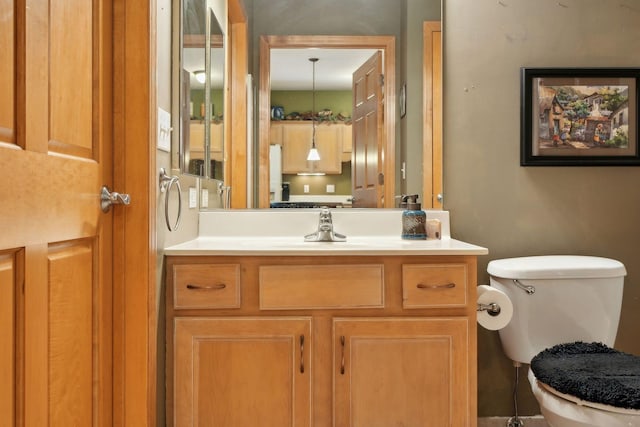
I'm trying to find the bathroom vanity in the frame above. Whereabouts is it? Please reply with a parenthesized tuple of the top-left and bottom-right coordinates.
(164, 210, 487, 426)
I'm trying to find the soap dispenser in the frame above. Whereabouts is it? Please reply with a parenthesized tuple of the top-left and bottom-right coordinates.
(401, 195, 426, 240)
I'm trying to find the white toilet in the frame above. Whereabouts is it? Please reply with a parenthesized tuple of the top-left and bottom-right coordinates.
(487, 255, 640, 427)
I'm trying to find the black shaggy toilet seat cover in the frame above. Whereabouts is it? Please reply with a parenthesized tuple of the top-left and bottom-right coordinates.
(531, 341, 640, 410)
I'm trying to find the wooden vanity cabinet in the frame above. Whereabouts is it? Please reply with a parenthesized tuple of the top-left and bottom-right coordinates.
(166, 255, 478, 427)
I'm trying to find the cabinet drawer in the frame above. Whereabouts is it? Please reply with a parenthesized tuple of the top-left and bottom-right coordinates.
(259, 265, 384, 310)
(402, 264, 467, 308)
(173, 264, 241, 309)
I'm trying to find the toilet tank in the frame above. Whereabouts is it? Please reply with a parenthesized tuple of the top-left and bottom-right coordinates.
(487, 255, 626, 365)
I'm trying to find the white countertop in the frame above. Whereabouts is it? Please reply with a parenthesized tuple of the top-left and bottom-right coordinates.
(164, 209, 488, 256)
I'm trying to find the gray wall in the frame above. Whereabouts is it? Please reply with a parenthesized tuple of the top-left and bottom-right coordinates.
(444, 0, 640, 416)
(402, 0, 440, 198)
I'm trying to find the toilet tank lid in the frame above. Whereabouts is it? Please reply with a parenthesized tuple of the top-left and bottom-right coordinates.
(487, 255, 626, 279)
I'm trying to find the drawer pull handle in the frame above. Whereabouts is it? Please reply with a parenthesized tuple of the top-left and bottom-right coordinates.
(416, 282, 456, 290)
(340, 335, 346, 375)
(300, 335, 305, 374)
(186, 283, 227, 291)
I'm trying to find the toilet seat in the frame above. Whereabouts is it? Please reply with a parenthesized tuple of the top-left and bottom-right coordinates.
(537, 378, 640, 415)
(531, 341, 640, 411)
(528, 369, 640, 427)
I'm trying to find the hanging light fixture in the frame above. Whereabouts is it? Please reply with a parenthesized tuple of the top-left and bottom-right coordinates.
(306, 57, 321, 161)
(194, 70, 206, 84)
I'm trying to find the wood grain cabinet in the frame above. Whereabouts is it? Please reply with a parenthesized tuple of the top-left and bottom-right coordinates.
(166, 255, 478, 427)
(188, 121, 223, 161)
(271, 122, 346, 174)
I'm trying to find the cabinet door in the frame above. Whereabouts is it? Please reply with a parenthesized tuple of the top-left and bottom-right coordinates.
(282, 123, 313, 173)
(341, 123, 353, 162)
(174, 317, 312, 427)
(210, 122, 223, 161)
(315, 124, 342, 174)
(189, 121, 205, 160)
(334, 318, 470, 427)
(281, 123, 342, 174)
(270, 122, 283, 145)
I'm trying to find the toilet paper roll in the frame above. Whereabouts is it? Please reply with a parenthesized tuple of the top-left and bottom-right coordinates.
(477, 285, 513, 330)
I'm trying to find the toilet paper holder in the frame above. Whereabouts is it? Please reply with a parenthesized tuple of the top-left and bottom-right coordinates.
(477, 302, 501, 316)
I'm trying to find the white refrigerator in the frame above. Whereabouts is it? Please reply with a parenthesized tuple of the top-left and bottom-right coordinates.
(269, 144, 282, 202)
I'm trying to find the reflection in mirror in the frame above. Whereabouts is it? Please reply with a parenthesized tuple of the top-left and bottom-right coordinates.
(268, 49, 378, 209)
(179, 0, 224, 181)
(259, 36, 397, 209)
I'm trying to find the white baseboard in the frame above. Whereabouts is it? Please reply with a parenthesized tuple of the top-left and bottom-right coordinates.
(478, 416, 549, 427)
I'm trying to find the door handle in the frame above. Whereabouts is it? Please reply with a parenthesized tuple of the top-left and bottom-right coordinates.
(101, 185, 131, 212)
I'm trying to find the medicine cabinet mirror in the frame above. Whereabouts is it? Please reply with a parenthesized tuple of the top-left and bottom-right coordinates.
(177, 0, 225, 181)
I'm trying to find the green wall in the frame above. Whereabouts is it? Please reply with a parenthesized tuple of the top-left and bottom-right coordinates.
(271, 90, 352, 119)
(283, 162, 352, 196)
(190, 89, 224, 119)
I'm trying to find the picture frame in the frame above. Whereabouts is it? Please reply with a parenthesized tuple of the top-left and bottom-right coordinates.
(521, 67, 640, 166)
(399, 83, 406, 118)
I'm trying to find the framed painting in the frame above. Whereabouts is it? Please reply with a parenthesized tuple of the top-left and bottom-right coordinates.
(521, 68, 640, 166)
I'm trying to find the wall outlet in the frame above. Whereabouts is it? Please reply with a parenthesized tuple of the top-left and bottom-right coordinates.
(326, 184, 335, 193)
(303, 184, 310, 193)
(188, 187, 197, 208)
(201, 188, 209, 208)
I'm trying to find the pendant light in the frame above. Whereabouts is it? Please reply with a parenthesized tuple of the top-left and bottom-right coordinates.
(306, 57, 321, 161)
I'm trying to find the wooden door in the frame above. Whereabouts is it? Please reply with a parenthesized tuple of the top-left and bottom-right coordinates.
(351, 52, 384, 208)
(0, 1, 113, 425)
(174, 317, 312, 426)
(334, 318, 470, 427)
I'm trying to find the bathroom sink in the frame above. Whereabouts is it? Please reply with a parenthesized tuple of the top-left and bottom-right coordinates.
(164, 209, 488, 256)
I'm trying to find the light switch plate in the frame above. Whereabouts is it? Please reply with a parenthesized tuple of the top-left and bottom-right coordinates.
(326, 184, 335, 193)
(201, 189, 209, 208)
(189, 187, 197, 208)
(157, 108, 171, 152)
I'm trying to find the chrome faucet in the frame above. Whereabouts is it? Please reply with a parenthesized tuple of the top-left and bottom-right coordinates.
(304, 208, 346, 242)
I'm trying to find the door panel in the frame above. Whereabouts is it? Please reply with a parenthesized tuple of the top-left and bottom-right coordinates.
(49, 0, 93, 157)
(1, 0, 113, 425)
(0, 250, 21, 426)
(48, 241, 95, 425)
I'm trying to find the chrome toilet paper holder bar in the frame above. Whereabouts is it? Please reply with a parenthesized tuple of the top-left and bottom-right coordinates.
(477, 302, 501, 316)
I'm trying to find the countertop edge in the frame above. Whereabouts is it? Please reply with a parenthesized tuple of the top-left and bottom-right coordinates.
(163, 238, 489, 257)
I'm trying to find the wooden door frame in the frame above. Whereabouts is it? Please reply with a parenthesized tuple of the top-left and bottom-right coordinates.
(113, 1, 156, 425)
(423, 21, 443, 209)
(258, 35, 396, 209)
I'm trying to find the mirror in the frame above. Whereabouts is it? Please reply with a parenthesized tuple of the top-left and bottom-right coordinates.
(178, 0, 225, 181)
(170, 0, 441, 210)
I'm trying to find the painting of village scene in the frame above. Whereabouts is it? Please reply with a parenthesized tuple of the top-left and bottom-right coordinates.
(523, 69, 638, 165)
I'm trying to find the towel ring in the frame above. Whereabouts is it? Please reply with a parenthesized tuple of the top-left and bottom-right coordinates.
(159, 168, 182, 232)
